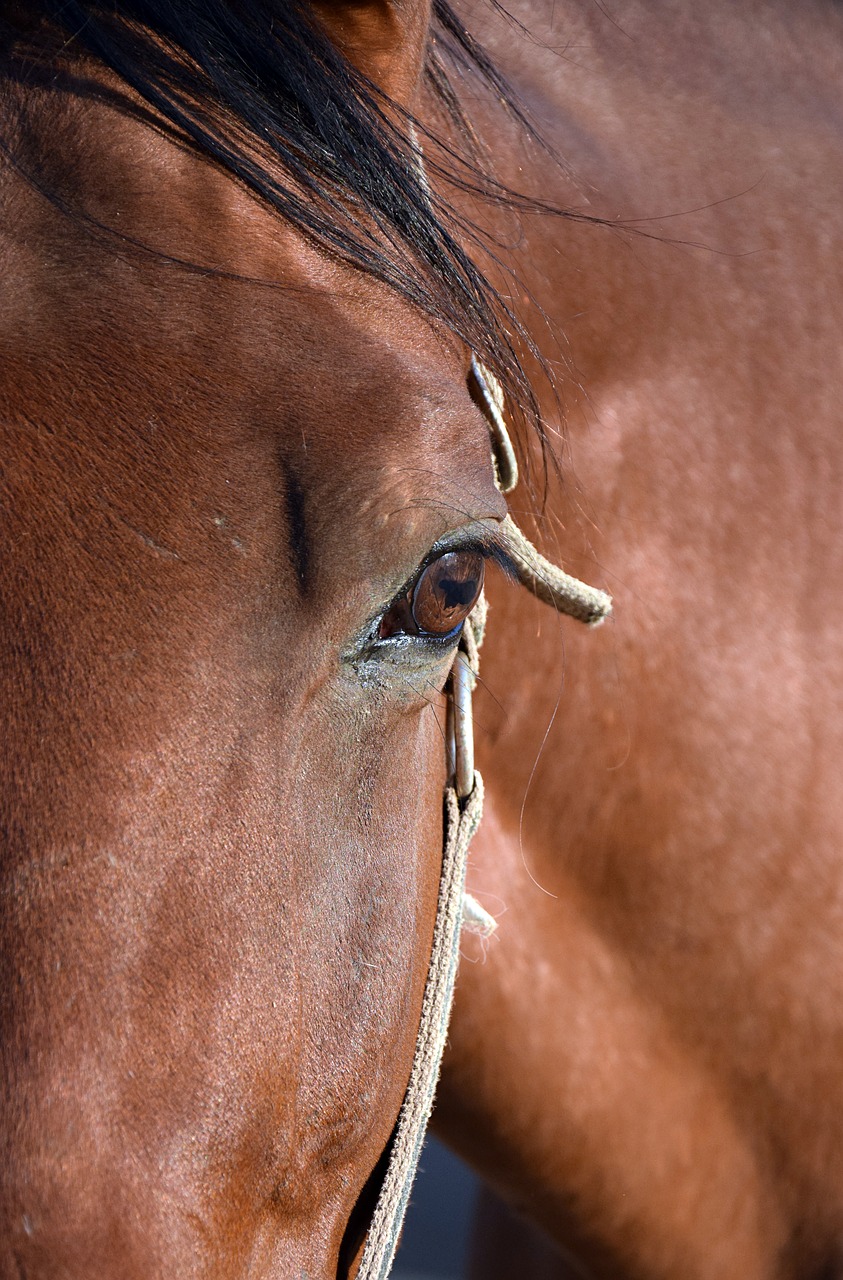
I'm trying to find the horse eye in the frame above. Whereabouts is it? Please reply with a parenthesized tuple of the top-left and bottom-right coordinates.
(413, 551, 485, 634)
(379, 550, 485, 640)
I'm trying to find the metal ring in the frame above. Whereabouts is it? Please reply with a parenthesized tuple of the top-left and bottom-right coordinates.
(445, 683, 456, 785)
(451, 650, 475, 800)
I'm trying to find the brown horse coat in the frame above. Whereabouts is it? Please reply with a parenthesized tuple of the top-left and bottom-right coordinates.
(0, 6, 507, 1272)
(3, 0, 843, 1277)
(435, 2, 843, 1277)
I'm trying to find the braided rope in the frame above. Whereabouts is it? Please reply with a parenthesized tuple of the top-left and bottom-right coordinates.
(500, 515, 611, 627)
(355, 777, 485, 1280)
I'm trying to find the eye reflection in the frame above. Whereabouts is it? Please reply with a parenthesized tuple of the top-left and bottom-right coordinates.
(379, 550, 485, 640)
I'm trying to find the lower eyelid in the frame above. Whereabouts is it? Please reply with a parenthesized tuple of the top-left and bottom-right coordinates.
(377, 623, 464, 652)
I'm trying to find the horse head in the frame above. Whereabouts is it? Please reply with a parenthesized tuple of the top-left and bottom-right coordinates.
(0, 1, 513, 1273)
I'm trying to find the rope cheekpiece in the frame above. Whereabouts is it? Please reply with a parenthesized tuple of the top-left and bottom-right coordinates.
(500, 515, 611, 627)
(356, 358, 612, 1279)
(355, 777, 484, 1280)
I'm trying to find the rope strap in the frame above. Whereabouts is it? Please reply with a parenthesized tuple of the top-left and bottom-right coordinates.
(356, 778, 485, 1280)
(469, 355, 518, 493)
(500, 515, 612, 627)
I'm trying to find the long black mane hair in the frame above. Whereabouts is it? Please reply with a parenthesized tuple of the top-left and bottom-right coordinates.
(0, 0, 564, 446)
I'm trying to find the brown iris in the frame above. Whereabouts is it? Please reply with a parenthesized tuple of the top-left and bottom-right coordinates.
(379, 550, 485, 640)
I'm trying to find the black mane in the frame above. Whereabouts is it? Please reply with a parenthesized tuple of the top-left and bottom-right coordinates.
(0, 0, 551, 440)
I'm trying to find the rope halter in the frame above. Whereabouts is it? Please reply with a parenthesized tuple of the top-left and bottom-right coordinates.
(356, 359, 611, 1280)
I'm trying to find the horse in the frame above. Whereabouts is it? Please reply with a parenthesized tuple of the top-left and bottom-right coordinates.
(2, 3, 842, 1280)
(428, 3, 843, 1278)
(0, 2, 534, 1274)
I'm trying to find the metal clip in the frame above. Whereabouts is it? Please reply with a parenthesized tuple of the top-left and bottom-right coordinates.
(446, 649, 475, 800)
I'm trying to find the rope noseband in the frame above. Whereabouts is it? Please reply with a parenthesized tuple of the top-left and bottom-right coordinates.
(356, 362, 611, 1280)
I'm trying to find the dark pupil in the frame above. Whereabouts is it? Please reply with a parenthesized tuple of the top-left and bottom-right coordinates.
(411, 551, 485, 636)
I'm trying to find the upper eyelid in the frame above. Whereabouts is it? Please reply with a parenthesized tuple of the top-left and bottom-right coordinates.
(424, 526, 519, 583)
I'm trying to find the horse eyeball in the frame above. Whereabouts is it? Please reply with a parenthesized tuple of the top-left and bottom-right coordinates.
(411, 551, 484, 636)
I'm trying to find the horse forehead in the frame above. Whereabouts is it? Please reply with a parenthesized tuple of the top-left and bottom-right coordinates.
(0, 253, 498, 558)
(0, 87, 498, 517)
(193, 283, 506, 537)
(291, 359, 504, 512)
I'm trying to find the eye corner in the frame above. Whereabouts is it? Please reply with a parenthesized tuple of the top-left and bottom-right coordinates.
(377, 594, 417, 641)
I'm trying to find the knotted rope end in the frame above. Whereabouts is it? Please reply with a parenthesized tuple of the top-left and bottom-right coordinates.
(462, 892, 498, 938)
